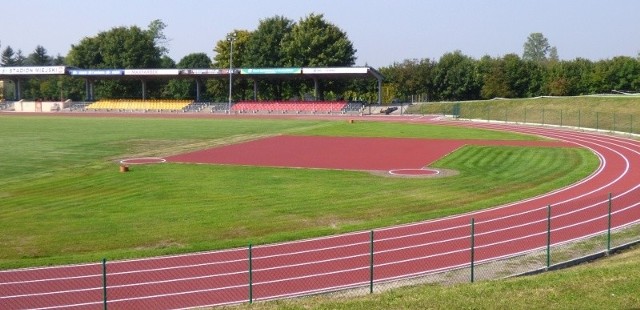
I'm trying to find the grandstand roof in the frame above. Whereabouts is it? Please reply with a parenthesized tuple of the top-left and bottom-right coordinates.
(0, 66, 384, 81)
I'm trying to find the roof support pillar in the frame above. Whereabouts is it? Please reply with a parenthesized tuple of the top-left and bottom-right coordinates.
(377, 77, 383, 105)
(141, 79, 147, 100)
(195, 78, 202, 102)
(14, 79, 22, 100)
(253, 80, 258, 101)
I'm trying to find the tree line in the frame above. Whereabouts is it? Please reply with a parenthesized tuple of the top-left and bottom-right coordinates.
(2, 18, 639, 102)
(380, 51, 640, 102)
(1, 15, 358, 102)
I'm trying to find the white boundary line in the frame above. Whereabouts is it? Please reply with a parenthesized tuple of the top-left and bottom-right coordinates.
(119, 157, 166, 165)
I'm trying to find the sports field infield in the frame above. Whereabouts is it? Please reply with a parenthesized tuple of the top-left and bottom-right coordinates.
(0, 114, 598, 269)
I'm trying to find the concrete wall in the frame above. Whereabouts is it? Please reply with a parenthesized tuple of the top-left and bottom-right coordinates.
(13, 101, 67, 112)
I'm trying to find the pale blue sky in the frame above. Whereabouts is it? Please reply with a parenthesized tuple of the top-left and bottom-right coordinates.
(1, 0, 638, 68)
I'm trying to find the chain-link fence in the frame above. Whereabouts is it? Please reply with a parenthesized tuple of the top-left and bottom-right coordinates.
(414, 102, 640, 135)
(2, 187, 639, 309)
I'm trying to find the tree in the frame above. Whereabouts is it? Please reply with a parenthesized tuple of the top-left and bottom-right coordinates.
(523, 32, 550, 62)
(159, 55, 176, 69)
(26, 45, 52, 66)
(14, 50, 26, 66)
(433, 51, 481, 101)
(66, 24, 164, 98)
(246, 16, 293, 68)
(147, 19, 170, 56)
(479, 56, 512, 99)
(379, 58, 435, 102)
(210, 30, 252, 101)
(548, 46, 559, 62)
(282, 13, 356, 67)
(245, 16, 294, 99)
(164, 53, 212, 99)
(603, 56, 640, 91)
(281, 14, 356, 99)
(2, 45, 16, 66)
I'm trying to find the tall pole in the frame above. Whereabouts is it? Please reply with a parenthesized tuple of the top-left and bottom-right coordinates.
(227, 33, 236, 114)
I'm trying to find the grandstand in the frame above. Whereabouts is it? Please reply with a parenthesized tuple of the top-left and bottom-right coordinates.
(86, 99, 193, 112)
(230, 101, 363, 114)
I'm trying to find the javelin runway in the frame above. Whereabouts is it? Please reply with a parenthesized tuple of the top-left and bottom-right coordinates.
(2, 117, 640, 309)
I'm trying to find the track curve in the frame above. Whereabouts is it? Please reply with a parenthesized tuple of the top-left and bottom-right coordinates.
(2, 117, 640, 309)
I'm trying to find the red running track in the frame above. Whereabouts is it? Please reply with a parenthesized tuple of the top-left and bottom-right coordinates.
(2, 118, 640, 309)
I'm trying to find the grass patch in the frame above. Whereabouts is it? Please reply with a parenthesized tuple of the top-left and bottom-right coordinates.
(409, 95, 640, 134)
(233, 245, 640, 310)
(0, 115, 597, 269)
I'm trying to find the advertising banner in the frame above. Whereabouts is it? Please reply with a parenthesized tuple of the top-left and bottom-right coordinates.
(69, 69, 124, 76)
(240, 68, 302, 75)
(179, 69, 229, 75)
(124, 69, 180, 76)
(302, 67, 369, 74)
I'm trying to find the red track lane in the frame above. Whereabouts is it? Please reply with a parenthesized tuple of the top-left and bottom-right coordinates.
(2, 118, 640, 309)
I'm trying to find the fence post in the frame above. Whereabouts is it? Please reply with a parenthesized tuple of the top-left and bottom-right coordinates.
(370, 230, 374, 294)
(249, 244, 253, 304)
(546, 206, 551, 269)
(607, 193, 612, 255)
(102, 258, 107, 310)
(470, 218, 475, 283)
(578, 109, 581, 129)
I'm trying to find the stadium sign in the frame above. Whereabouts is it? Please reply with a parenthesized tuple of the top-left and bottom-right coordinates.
(0, 66, 66, 75)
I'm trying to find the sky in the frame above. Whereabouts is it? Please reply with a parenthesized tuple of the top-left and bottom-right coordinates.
(1, 0, 639, 68)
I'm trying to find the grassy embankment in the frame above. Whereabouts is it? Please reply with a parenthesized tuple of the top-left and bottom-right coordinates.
(409, 95, 640, 134)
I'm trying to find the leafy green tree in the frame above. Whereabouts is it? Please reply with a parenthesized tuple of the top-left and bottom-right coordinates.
(66, 24, 164, 98)
(523, 32, 550, 62)
(548, 46, 559, 62)
(160, 55, 176, 69)
(147, 19, 170, 56)
(604, 56, 640, 91)
(210, 30, 252, 101)
(544, 58, 594, 96)
(246, 16, 293, 67)
(281, 14, 356, 99)
(379, 58, 435, 102)
(66, 37, 102, 68)
(282, 13, 356, 67)
(479, 56, 511, 99)
(165, 53, 212, 99)
(245, 16, 294, 99)
(503, 54, 531, 97)
(433, 50, 480, 101)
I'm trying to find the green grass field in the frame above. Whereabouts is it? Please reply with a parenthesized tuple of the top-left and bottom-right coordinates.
(0, 114, 598, 269)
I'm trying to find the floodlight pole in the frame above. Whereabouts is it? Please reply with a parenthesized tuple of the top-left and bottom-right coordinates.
(227, 33, 236, 114)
